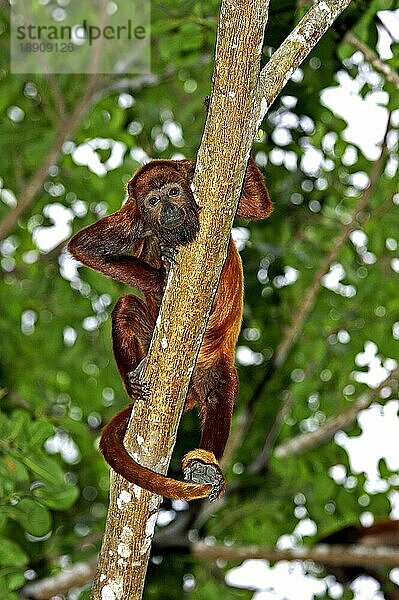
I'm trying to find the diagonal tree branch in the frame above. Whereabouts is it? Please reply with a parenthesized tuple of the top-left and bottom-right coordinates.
(21, 558, 97, 600)
(255, 0, 353, 122)
(275, 364, 399, 459)
(0, 80, 98, 241)
(344, 31, 399, 90)
(298, 0, 399, 89)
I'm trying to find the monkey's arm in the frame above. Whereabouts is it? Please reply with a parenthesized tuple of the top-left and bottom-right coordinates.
(236, 157, 272, 219)
(68, 201, 164, 293)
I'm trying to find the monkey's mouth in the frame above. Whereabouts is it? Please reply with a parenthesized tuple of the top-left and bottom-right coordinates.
(160, 204, 186, 230)
(159, 220, 198, 247)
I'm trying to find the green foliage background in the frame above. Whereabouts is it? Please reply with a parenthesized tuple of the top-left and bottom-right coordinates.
(0, 0, 398, 598)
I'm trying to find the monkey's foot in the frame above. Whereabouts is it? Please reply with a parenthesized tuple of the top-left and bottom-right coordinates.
(182, 449, 225, 502)
(126, 361, 150, 401)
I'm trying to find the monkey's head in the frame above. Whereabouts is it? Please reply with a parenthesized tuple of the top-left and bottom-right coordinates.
(128, 160, 199, 248)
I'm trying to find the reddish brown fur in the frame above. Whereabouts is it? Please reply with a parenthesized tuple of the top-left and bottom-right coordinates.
(68, 158, 271, 500)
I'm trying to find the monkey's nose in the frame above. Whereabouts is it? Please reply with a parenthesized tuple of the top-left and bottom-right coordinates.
(160, 203, 185, 229)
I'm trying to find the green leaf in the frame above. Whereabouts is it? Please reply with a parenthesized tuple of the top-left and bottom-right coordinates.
(23, 451, 65, 485)
(8, 410, 30, 443)
(0, 537, 28, 567)
(0, 456, 29, 484)
(13, 498, 52, 537)
(0, 569, 26, 593)
(33, 483, 79, 510)
(26, 420, 54, 449)
(337, 42, 355, 62)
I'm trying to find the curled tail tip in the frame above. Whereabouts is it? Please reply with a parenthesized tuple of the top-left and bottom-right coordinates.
(99, 436, 212, 501)
(99, 411, 222, 502)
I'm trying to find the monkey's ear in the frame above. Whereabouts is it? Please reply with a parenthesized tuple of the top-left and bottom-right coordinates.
(126, 178, 138, 201)
(174, 159, 196, 181)
(236, 158, 272, 220)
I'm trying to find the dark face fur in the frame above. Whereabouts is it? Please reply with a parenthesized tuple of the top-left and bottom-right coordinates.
(128, 164, 200, 248)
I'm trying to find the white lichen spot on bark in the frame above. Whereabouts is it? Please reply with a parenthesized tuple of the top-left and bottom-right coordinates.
(161, 337, 168, 349)
(146, 513, 158, 537)
(284, 67, 295, 85)
(117, 558, 127, 567)
(139, 536, 153, 556)
(101, 586, 116, 600)
(101, 578, 123, 600)
(133, 484, 142, 499)
(140, 512, 158, 555)
(301, 6, 329, 42)
(318, 1, 332, 14)
(192, 188, 200, 205)
(120, 525, 134, 543)
(117, 543, 132, 559)
(291, 32, 306, 45)
(100, 574, 106, 582)
(136, 434, 144, 446)
(315, 544, 329, 554)
(108, 550, 114, 556)
(116, 489, 132, 510)
(260, 97, 268, 121)
(140, 512, 158, 554)
(228, 91, 236, 99)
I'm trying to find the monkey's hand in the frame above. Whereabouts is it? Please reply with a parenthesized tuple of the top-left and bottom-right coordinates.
(182, 449, 225, 502)
(160, 244, 179, 265)
(126, 358, 150, 401)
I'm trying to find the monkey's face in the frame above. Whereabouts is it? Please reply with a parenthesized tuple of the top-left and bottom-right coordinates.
(129, 167, 200, 248)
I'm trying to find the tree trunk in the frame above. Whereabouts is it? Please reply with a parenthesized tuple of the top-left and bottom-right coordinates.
(91, 1, 353, 598)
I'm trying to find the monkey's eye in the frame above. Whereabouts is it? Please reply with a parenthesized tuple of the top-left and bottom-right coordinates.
(147, 194, 160, 207)
(168, 186, 180, 197)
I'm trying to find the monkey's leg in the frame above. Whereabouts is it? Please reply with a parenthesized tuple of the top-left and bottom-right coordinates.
(183, 360, 238, 501)
(112, 294, 156, 399)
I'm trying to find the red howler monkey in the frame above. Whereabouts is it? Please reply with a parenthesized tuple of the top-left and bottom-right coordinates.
(320, 520, 399, 599)
(68, 157, 271, 501)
